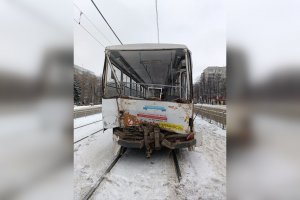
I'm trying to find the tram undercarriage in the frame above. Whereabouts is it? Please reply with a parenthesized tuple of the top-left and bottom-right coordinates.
(113, 125, 196, 158)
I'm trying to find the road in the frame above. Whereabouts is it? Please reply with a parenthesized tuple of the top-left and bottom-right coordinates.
(74, 105, 102, 119)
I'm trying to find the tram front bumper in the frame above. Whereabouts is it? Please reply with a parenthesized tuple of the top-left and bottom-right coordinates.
(117, 138, 196, 150)
(118, 139, 144, 149)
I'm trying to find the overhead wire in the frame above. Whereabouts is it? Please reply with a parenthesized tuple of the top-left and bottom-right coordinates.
(73, 18, 105, 48)
(91, 0, 123, 45)
(73, 3, 113, 45)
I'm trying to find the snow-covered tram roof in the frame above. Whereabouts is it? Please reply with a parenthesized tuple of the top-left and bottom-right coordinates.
(105, 43, 189, 51)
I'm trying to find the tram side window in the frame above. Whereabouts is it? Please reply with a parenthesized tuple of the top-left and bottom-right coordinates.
(181, 71, 187, 99)
(123, 74, 130, 96)
(105, 64, 121, 97)
(139, 85, 143, 97)
(136, 84, 140, 97)
(131, 80, 136, 97)
(141, 86, 144, 97)
(169, 72, 180, 99)
(115, 66, 121, 82)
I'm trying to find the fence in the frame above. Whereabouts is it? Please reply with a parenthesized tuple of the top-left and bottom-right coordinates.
(74, 106, 102, 118)
(194, 105, 226, 129)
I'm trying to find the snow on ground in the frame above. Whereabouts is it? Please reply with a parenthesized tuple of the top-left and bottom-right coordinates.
(74, 113, 102, 128)
(74, 114, 103, 142)
(194, 117, 226, 178)
(74, 114, 226, 200)
(74, 113, 114, 200)
(195, 104, 226, 110)
(74, 122, 103, 143)
(175, 117, 226, 200)
(74, 128, 116, 200)
(74, 105, 102, 111)
(93, 149, 178, 200)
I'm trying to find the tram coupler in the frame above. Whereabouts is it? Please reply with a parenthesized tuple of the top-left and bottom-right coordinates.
(154, 127, 161, 150)
(143, 127, 152, 158)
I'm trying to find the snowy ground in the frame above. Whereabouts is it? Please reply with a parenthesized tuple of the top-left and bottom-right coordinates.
(74, 114, 102, 142)
(74, 105, 102, 111)
(74, 114, 226, 200)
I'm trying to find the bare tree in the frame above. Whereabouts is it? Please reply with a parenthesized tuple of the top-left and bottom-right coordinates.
(74, 67, 103, 105)
(193, 68, 226, 104)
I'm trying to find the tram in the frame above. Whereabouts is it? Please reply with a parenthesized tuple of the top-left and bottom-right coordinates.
(102, 44, 196, 157)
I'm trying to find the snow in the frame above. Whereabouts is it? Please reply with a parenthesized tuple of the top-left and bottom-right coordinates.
(74, 105, 102, 111)
(74, 113, 102, 128)
(175, 117, 226, 199)
(74, 114, 226, 200)
(175, 149, 225, 200)
(74, 114, 102, 142)
(74, 128, 115, 200)
(93, 149, 177, 200)
(194, 116, 226, 137)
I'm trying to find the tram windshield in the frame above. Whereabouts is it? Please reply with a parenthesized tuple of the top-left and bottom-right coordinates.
(103, 48, 192, 102)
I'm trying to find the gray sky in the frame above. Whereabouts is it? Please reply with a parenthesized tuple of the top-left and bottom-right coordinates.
(228, 0, 300, 84)
(74, 0, 226, 81)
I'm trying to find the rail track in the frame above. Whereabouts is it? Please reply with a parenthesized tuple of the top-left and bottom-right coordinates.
(82, 147, 127, 200)
(74, 120, 102, 129)
(74, 129, 103, 144)
(172, 150, 182, 182)
(81, 149, 182, 200)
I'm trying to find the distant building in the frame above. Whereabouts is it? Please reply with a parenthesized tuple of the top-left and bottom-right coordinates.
(203, 66, 226, 80)
(196, 66, 226, 104)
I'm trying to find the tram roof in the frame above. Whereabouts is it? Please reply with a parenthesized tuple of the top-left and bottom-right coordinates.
(106, 43, 188, 51)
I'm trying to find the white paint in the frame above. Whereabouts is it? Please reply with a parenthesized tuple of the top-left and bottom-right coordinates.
(102, 98, 120, 128)
(102, 98, 193, 134)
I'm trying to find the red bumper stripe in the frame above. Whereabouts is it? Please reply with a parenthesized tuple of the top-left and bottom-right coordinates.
(137, 113, 167, 120)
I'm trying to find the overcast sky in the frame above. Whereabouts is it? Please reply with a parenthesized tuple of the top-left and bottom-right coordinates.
(227, 0, 300, 84)
(74, 0, 226, 81)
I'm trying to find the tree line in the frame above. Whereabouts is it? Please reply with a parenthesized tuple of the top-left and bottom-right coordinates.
(74, 70, 103, 105)
(193, 73, 226, 104)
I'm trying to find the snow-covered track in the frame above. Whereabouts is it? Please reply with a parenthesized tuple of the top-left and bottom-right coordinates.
(82, 148, 127, 200)
(172, 150, 182, 182)
(74, 120, 102, 129)
(74, 129, 103, 144)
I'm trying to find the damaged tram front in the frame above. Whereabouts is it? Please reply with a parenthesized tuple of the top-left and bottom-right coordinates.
(102, 44, 196, 157)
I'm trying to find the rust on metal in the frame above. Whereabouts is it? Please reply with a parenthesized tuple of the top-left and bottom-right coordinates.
(122, 112, 140, 127)
(168, 105, 178, 110)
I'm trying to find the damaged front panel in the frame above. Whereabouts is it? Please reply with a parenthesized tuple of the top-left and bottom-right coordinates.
(103, 98, 193, 134)
(102, 98, 120, 128)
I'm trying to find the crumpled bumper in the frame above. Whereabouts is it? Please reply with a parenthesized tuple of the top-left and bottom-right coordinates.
(118, 138, 196, 149)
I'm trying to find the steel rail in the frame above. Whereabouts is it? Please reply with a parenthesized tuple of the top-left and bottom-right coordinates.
(172, 150, 182, 182)
(82, 148, 127, 200)
(74, 120, 102, 129)
(74, 129, 103, 144)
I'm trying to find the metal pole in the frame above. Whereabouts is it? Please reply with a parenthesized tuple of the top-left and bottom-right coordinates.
(155, 0, 160, 43)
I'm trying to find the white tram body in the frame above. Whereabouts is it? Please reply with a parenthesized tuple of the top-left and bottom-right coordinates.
(102, 44, 195, 156)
